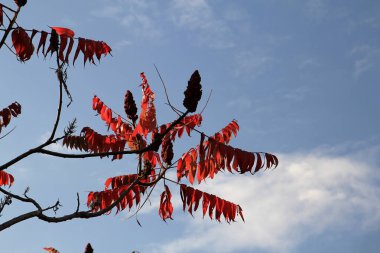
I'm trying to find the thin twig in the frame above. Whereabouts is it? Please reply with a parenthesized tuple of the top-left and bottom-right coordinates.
(0, 126, 16, 140)
(0, 5, 21, 49)
(200, 89, 213, 114)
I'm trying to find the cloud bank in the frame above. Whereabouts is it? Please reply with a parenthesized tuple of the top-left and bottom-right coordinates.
(147, 147, 380, 253)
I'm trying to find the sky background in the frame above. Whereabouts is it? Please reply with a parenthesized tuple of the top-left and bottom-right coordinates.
(1, 0, 380, 252)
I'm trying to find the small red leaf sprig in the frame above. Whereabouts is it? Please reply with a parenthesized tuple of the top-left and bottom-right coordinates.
(0, 171, 14, 187)
(177, 120, 278, 184)
(180, 184, 244, 223)
(135, 72, 157, 138)
(11, 27, 34, 62)
(0, 102, 21, 133)
(159, 185, 174, 221)
(62, 135, 88, 152)
(92, 95, 133, 138)
(43, 247, 59, 253)
(87, 172, 156, 214)
(10, 26, 111, 65)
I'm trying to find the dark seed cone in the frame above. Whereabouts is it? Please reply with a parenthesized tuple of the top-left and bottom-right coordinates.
(124, 90, 138, 123)
(14, 0, 27, 7)
(183, 70, 202, 113)
(84, 243, 93, 253)
(161, 137, 174, 165)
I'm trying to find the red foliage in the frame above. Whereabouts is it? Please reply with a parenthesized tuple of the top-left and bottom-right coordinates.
(180, 184, 244, 223)
(8, 26, 111, 65)
(136, 72, 157, 137)
(62, 135, 88, 152)
(87, 184, 145, 214)
(82, 127, 126, 160)
(0, 171, 14, 187)
(159, 185, 173, 221)
(0, 102, 21, 133)
(11, 27, 34, 61)
(177, 120, 278, 184)
(92, 95, 133, 139)
(43, 247, 59, 253)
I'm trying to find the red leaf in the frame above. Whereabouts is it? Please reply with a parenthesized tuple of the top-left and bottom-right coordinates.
(138, 73, 157, 137)
(65, 37, 74, 63)
(36, 31, 48, 56)
(51, 26, 75, 38)
(0, 171, 15, 187)
(73, 37, 85, 65)
(159, 185, 174, 221)
(11, 27, 34, 61)
(58, 34, 67, 62)
(179, 185, 244, 222)
(43, 247, 60, 253)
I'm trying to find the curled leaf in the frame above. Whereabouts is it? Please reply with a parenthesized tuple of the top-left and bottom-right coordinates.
(11, 27, 34, 61)
(51, 26, 75, 38)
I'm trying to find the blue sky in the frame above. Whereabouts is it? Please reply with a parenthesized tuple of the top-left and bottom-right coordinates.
(1, 0, 380, 252)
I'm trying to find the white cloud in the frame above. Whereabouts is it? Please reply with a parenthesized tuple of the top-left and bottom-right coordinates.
(90, 6, 123, 19)
(305, 0, 328, 20)
(38, 132, 79, 153)
(171, 0, 235, 49)
(350, 45, 380, 78)
(90, 1, 163, 40)
(234, 50, 273, 79)
(147, 146, 380, 253)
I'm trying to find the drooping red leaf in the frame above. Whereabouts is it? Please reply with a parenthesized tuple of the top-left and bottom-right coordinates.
(11, 27, 34, 61)
(62, 135, 88, 152)
(159, 185, 174, 221)
(45, 28, 59, 57)
(87, 184, 144, 214)
(210, 119, 239, 144)
(43, 247, 60, 253)
(65, 37, 74, 63)
(30, 29, 38, 41)
(74, 127, 127, 160)
(84, 39, 96, 65)
(177, 136, 278, 183)
(58, 34, 68, 62)
(0, 102, 22, 133)
(91, 96, 134, 143)
(179, 184, 244, 223)
(0, 171, 15, 187)
(36, 31, 48, 56)
(51, 26, 75, 38)
(136, 72, 157, 137)
(73, 37, 85, 65)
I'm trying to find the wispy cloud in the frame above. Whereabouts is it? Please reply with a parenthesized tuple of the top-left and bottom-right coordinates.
(91, 1, 163, 40)
(147, 146, 380, 253)
(38, 132, 78, 153)
(350, 45, 380, 78)
(305, 0, 328, 21)
(233, 50, 273, 79)
(170, 0, 236, 49)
